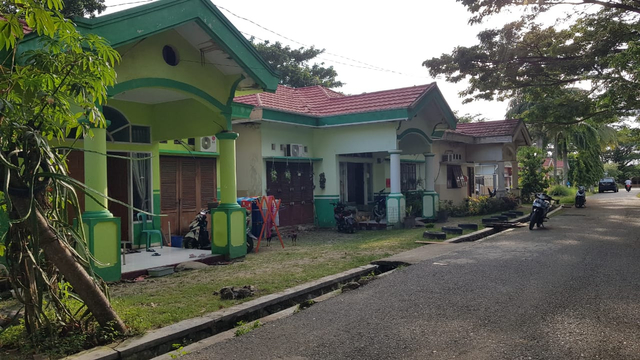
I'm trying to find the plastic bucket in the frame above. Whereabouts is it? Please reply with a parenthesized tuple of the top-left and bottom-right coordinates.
(171, 235, 183, 248)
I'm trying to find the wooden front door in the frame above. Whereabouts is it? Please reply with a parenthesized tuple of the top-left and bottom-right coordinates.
(266, 162, 314, 227)
(107, 154, 130, 243)
(160, 156, 217, 237)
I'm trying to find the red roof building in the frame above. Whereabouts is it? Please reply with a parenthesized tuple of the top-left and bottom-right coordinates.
(234, 83, 437, 117)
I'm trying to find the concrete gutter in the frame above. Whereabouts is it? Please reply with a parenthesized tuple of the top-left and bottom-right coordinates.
(65, 265, 377, 360)
(67, 206, 564, 360)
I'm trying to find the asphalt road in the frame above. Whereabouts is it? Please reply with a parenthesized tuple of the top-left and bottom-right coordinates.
(182, 189, 640, 360)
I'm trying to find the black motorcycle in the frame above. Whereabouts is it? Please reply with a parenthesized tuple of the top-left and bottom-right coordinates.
(575, 186, 586, 208)
(332, 202, 357, 233)
(625, 183, 632, 192)
(529, 193, 555, 230)
(183, 209, 211, 249)
(373, 188, 387, 223)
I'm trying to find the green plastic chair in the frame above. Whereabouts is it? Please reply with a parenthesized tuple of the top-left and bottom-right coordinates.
(137, 213, 163, 250)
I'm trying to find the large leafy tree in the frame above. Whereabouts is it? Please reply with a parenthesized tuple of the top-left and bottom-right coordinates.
(602, 125, 640, 180)
(0, 0, 125, 339)
(424, 0, 640, 123)
(1, 0, 105, 18)
(251, 39, 344, 88)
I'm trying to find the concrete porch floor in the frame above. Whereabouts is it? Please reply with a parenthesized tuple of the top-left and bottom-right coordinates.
(121, 247, 222, 279)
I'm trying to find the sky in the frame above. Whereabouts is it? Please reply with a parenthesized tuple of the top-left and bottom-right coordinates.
(101, 0, 571, 121)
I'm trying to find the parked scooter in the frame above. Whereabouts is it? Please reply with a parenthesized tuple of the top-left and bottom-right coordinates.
(245, 215, 255, 254)
(332, 202, 358, 233)
(373, 188, 387, 223)
(529, 193, 555, 230)
(575, 186, 586, 208)
(183, 209, 211, 249)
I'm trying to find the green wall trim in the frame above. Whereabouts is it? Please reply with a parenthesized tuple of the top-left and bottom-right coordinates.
(70, 0, 279, 92)
(264, 156, 323, 162)
(318, 109, 408, 127)
(83, 210, 113, 219)
(216, 131, 239, 140)
(314, 197, 336, 228)
(397, 128, 433, 144)
(400, 159, 426, 164)
(232, 103, 254, 119)
(314, 194, 340, 198)
(263, 109, 318, 127)
(108, 78, 228, 113)
(407, 85, 457, 129)
(159, 149, 219, 157)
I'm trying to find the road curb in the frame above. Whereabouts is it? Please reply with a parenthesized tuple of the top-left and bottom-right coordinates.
(64, 265, 377, 360)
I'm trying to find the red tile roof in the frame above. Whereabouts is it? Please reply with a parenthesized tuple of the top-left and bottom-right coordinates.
(451, 119, 521, 137)
(234, 83, 437, 117)
(543, 158, 564, 169)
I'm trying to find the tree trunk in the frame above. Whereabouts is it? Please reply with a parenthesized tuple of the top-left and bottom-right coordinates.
(11, 196, 127, 334)
(553, 135, 559, 184)
(563, 145, 569, 187)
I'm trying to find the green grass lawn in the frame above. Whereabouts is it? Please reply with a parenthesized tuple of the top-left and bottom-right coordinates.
(0, 205, 529, 358)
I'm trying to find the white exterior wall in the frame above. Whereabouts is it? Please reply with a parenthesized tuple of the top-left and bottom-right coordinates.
(431, 140, 468, 204)
(312, 122, 397, 197)
(466, 144, 503, 163)
(235, 123, 264, 197)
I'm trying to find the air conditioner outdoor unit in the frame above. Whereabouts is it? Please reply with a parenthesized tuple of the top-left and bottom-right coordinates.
(286, 144, 307, 157)
(196, 135, 217, 153)
(442, 153, 462, 162)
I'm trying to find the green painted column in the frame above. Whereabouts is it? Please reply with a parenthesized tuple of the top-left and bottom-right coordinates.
(82, 126, 121, 282)
(211, 131, 246, 259)
(83, 127, 111, 217)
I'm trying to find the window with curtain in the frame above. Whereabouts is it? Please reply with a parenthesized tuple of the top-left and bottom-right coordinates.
(132, 152, 152, 219)
(401, 163, 417, 191)
(447, 165, 466, 189)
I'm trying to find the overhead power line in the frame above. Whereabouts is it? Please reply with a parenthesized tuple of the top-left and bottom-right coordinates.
(216, 4, 426, 78)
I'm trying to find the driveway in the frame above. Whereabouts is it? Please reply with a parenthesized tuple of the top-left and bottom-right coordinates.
(181, 189, 640, 360)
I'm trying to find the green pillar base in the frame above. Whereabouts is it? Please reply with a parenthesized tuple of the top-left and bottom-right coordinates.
(386, 193, 406, 229)
(422, 191, 439, 220)
(82, 216, 121, 282)
(210, 203, 246, 259)
(314, 195, 339, 228)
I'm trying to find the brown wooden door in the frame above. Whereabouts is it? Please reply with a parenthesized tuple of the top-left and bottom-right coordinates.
(160, 156, 217, 237)
(107, 155, 130, 243)
(468, 167, 475, 197)
(266, 162, 314, 227)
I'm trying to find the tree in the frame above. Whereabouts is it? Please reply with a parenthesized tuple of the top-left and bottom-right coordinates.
(60, 0, 105, 18)
(423, 0, 640, 123)
(517, 146, 549, 201)
(1, 0, 105, 18)
(0, 0, 125, 337)
(251, 39, 344, 88)
(453, 111, 487, 124)
(602, 125, 640, 181)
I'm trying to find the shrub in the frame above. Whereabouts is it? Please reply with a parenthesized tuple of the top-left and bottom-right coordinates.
(548, 185, 571, 197)
(444, 193, 519, 218)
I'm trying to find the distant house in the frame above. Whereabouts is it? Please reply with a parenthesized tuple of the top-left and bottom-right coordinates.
(232, 84, 533, 228)
(543, 158, 567, 181)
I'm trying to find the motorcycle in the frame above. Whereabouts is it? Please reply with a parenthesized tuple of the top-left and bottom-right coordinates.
(183, 209, 211, 249)
(373, 188, 387, 223)
(625, 184, 632, 192)
(575, 186, 586, 208)
(332, 202, 358, 233)
(529, 193, 555, 230)
(245, 215, 255, 254)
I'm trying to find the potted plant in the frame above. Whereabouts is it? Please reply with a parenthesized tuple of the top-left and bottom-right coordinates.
(403, 206, 416, 229)
(437, 200, 452, 223)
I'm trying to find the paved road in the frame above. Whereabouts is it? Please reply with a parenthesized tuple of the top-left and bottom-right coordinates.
(183, 190, 640, 360)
